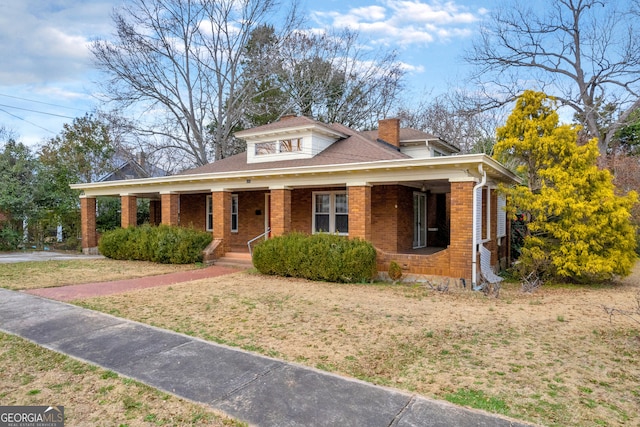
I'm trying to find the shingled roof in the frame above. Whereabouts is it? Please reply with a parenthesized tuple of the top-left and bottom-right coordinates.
(181, 120, 411, 175)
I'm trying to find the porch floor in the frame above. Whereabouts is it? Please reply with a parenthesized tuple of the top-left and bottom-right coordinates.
(396, 246, 446, 256)
(234, 245, 446, 256)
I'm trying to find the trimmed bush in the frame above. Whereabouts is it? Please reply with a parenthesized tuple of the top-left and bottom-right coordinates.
(252, 232, 377, 283)
(98, 224, 212, 264)
(388, 261, 403, 283)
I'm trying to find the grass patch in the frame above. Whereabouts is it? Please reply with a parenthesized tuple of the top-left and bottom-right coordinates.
(0, 333, 243, 426)
(444, 388, 510, 415)
(0, 258, 200, 290)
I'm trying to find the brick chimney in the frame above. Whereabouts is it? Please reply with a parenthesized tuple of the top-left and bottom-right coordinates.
(378, 118, 400, 148)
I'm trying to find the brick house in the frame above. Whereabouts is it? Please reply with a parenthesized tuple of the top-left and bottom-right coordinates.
(71, 116, 519, 286)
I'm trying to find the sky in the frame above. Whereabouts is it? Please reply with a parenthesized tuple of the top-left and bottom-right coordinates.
(0, 0, 492, 147)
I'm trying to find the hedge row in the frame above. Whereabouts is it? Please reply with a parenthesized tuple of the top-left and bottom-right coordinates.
(252, 232, 377, 283)
(98, 224, 212, 264)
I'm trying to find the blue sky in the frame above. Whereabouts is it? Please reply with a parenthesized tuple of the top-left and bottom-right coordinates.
(0, 0, 492, 146)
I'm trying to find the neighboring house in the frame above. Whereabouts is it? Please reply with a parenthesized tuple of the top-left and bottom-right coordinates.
(98, 151, 168, 182)
(71, 116, 519, 286)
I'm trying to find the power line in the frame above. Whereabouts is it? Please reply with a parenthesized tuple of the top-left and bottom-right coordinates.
(0, 103, 76, 119)
(0, 93, 87, 112)
(0, 108, 56, 134)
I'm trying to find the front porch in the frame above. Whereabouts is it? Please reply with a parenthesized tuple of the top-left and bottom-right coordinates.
(81, 182, 496, 281)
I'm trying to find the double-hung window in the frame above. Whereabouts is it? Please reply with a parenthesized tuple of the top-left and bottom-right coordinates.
(206, 195, 213, 231)
(206, 194, 238, 232)
(313, 191, 348, 235)
(231, 194, 238, 232)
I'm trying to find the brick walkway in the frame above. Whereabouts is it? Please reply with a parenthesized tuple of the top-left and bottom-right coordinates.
(24, 265, 240, 301)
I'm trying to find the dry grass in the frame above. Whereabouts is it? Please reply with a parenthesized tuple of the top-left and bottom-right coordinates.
(0, 333, 243, 426)
(77, 265, 640, 427)
(0, 259, 199, 290)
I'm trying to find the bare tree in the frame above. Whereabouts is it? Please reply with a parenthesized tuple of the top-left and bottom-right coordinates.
(92, 0, 298, 167)
(275, 29, 405, 130)
(465, 0, 640, 156)
(397, 91, 504, 154)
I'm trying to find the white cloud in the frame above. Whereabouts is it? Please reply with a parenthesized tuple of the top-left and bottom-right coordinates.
(0, 0, 113, 85)
(311, 0, 483, 47)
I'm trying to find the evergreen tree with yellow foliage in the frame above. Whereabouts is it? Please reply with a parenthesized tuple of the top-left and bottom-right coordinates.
(495, 91, 637, 283)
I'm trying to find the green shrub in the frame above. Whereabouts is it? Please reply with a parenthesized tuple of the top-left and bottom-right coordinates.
(98, 224, 212, 264)
(388, 261, 403, 282)
(0, 223, 22, 251)
(252, 232, 377, 283)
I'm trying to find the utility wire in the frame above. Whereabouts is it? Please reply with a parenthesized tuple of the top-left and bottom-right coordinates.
(0, 103, 76, 119)
(0, 93, 87, 112)
(0, 108, 56, 134)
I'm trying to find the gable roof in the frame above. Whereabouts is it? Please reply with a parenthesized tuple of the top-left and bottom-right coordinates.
(182, 122, 410, 175)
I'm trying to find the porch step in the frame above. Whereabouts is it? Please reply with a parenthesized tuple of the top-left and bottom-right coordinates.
(214, 252, 254, 269)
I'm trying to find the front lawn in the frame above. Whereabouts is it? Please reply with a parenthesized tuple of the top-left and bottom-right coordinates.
(0, 259, 200, 290)
(75, 264, 640, 427)
(0, 333, 243, 426)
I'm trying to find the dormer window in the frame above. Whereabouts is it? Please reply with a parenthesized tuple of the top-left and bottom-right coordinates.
(238, 117, 347, 164)
(255, 138, 302, 156)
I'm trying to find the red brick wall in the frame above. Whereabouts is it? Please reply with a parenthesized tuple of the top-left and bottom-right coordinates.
(378, 118, 400, 147)
(179, 194, 206, 229)
(291, 189, 312, 234)
(371, 185, 399, 251)
(270, 189, 292, 236)
(149, 200, 161, 226)
(377, 248, 451, 277)
(161, 193, 179, 226)
(449, 181, 474, 280)
(397, 186, 414, 251)
(121, 195, 137, 228)
(212, 191, 231, 252)
(80, 197, 97, 250)
(229, 191, 268, 250)
(348, 186, 372, 241)
(370, 185, 413, 252)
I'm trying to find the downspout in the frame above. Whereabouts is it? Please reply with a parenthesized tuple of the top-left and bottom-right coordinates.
(472, 164, 487, 289)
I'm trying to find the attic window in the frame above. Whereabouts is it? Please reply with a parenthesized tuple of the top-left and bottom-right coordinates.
(280, 138, 302, 152)
(255, 138, 302, 155)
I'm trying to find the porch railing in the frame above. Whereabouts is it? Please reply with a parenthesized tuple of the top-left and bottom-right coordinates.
(247, 227, 270, 256)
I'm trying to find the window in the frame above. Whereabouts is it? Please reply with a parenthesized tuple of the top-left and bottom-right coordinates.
(255, 138, 302, 155)
(313, 192, 348, 235)
(280, 138, 302, 152)
(206, 195, 213, 231)
(497, 194, 507, 238)
(231, 194, 238, 232)
(255, 141, 277, 155)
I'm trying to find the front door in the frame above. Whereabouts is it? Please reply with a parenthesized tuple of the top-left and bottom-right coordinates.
(413, 192, 427, 248)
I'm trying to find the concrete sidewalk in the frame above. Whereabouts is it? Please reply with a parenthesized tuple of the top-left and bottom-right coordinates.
(0, 289, 534, 426)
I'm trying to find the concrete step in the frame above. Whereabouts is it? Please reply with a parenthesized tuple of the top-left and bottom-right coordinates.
(214, 252, 253, 269)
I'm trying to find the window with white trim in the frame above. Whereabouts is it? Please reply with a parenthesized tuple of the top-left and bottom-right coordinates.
(497, 194, 507, 238)
(231, 194, 238, 232)
(313, 191, 348, 235)
(255, 138, 302, 155)
(485, 187, 491, 240)
(206, 195, 213, 231)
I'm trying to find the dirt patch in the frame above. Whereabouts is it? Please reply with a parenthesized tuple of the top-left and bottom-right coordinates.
(78, 265, 640, 426)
